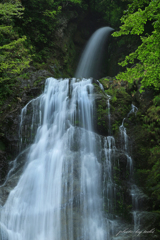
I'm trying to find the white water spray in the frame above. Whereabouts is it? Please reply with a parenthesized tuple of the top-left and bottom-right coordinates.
(0, 78, 108, 240)
(75, 27, 114, 79)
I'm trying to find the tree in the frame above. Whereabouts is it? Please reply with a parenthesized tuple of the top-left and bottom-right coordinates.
(0, 0, 31, 105)
(0, 0, 31, 83)
(19, 0, 82, 62)
(112, 0, 160, 92)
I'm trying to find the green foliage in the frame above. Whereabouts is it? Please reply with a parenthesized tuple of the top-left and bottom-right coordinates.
(135, 95, 160, 210)
(105, 87, 129, 103)
(70, 0, 82, 4)
(127, 0, 150, 13)
(0, 1, 31, 107)
(153, 95, 160, 106)
(0, 140, 5, 151)
(100, 1, 123, 27)
(113, 0, 160, 92)
(0, 36, 31, 82)
(0, 1, 24, 21)
(82, 0, 130, 27)
(144, 105, 160, 124)
(18, 0, 82, 62)
(112, 121, 121, 134)
(105, 89, 117, 103)
(147, 146, 160, 205)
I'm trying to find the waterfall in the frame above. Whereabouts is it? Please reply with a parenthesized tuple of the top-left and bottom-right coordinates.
(0, 27, 145, 240)
(119, 105, 148, 240)
(75, 27, 114, 79)
(0, 78, 108, 240)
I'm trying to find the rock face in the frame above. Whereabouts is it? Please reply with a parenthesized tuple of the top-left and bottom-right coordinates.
(97, 77, 160, 239)
(0, 69, 53, 183)
(0, 151, 7, 183)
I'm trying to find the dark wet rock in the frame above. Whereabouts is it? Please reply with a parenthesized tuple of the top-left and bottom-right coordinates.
(0, 69, 54, 182)
(133, 88, 154, 113)
(94, 78, 132, 136)
(19, 70, 53, 89)
(99, 77, 128, 91)
(0, 151, 8, 184)
(134, 211, 160, 240)
(93, 78, 160, 239)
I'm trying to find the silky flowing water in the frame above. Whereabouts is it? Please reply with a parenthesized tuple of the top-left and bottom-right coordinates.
(0, 27, 146, 240)
(0, 78, 121, 240)
(75, 27, 113, 79)
(0, 78, 105, 240)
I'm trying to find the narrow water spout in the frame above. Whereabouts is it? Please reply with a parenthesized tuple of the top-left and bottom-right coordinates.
(75, 27, 114, 79)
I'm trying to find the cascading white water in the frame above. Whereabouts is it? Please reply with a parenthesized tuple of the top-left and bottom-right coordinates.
(119, 105, 148, 240)
(0, 26, 146, 240)
(97, 80, 104, 91)
(0, 78, 109, 240)
(75, 27, 114, 79)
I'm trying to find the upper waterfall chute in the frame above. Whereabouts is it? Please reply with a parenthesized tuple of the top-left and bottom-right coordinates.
(75, 27, 114, 79)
